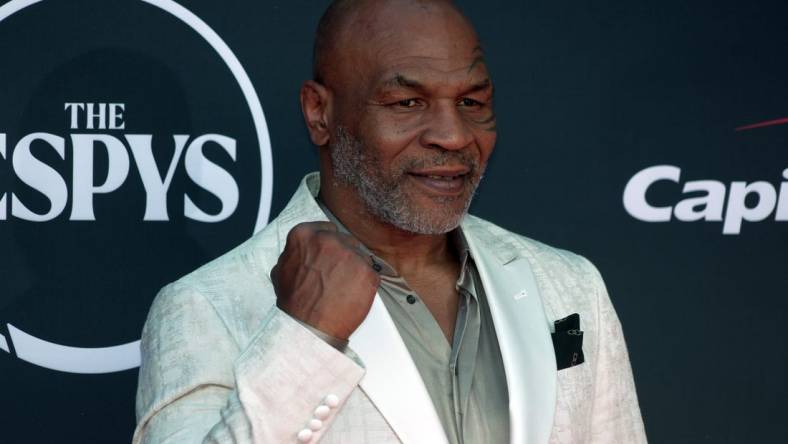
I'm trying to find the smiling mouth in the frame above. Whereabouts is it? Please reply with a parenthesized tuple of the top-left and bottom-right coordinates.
(407, 171, 470, 195)
(414, 173, 466, 180)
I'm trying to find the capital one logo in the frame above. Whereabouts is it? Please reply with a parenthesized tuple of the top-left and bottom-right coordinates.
(623, 118, 788, 235)
(0, 0, 272, 373)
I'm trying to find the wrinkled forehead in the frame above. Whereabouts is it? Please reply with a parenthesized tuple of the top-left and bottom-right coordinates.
(369, 52, 489, 96)
(337, 1, 485, 87)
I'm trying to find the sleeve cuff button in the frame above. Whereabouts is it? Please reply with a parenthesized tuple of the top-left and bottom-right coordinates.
(314, 405, 330, 419)
(325, 394, 340, 408)
(297, 428, 313, 442)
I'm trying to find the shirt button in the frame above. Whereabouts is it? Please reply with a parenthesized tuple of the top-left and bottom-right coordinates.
(325, 394, 340, 408)
(297, 428, 313, 442)
(314, 405, 331, 419)
(308, 419, 323, 431)
(406, 294, 417, 304)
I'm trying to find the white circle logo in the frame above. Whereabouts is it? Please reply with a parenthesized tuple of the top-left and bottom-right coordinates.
(0, 0, 273, 373)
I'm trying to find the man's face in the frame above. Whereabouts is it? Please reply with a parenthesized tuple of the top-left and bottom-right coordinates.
(327, 2, 497, 234)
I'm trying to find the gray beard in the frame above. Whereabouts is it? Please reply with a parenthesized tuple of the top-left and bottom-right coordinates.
(330, 126, 482, 235)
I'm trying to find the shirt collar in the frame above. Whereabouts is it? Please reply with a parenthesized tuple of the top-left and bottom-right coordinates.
(449, 229, 477, 298)
(316, 198, 476, 296)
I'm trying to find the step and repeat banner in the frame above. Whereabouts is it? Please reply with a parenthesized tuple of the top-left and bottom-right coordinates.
(0, 0, 785, 442)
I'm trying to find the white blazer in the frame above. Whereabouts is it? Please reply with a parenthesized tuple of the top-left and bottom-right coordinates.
(133, 173, 647, 444)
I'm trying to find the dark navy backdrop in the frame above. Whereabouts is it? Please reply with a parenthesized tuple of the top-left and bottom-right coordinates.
(0, 0, 786, 442)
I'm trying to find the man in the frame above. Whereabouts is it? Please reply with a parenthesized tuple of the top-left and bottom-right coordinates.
(133, 0, 647, 443)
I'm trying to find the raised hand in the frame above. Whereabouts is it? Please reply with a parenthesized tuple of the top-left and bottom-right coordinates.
(272, 222, 380, 340)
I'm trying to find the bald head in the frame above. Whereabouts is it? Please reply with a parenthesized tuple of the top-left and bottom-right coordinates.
(312, 0, 474, 84)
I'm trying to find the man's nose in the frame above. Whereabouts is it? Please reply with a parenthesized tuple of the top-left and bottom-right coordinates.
(419, 101, 474, 151)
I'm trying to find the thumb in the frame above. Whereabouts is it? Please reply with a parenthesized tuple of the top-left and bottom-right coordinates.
(269, 263, 280, 290)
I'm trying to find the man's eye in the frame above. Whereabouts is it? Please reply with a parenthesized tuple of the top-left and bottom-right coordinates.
(396, 98, 419, 108)
(458, 98, 482, 107)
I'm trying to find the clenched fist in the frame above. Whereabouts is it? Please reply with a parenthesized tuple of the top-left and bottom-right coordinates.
(271, 222, 381, 340)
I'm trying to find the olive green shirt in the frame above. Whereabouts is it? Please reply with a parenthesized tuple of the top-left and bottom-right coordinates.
(308, 203, 510, 444)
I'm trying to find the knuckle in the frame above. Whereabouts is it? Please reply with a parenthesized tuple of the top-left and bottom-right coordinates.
(342, 250, 364, 265)
(317, 232, 350, 254)
(313, 230, 337, 247)
(286, 224, 310, 243)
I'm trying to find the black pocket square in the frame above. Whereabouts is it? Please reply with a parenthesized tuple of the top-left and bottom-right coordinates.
(551, 313, 585, 370)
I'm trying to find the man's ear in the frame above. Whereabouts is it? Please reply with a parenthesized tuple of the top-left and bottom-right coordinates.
(300, 80, 332, 146)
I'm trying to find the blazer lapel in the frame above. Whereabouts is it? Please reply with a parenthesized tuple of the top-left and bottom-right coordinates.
(350, 296, 449, 444)
(462, 219, 557, 444)
(276, 173, 447, 443)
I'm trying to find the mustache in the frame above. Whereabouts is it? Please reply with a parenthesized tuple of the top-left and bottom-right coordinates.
(398, 150, 481, 174)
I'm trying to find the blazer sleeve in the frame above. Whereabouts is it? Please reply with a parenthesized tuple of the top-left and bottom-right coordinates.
(132, 282, 366, 444)
(586, 262, 648, 443)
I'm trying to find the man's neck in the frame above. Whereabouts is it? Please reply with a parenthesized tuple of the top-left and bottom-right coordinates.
(318, 186, 457, 276)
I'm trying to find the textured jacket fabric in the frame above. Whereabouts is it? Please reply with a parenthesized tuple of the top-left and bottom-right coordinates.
(133, 173, 648, 444)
